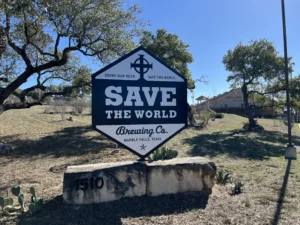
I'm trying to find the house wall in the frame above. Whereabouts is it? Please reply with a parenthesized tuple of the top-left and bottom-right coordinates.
(196, 89, 277, 117)
(210, 89, 244, 109)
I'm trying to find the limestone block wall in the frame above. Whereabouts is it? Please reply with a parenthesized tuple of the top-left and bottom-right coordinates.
(63, 157, 217, 204)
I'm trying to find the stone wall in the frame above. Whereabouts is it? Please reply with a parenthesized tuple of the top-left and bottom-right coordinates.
(63, 157, 216, 204)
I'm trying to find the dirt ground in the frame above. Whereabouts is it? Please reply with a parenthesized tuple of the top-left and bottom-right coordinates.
(0, 106, 300, 225)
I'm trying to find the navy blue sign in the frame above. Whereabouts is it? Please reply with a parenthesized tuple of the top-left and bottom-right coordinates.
(92, 46, 187, 158)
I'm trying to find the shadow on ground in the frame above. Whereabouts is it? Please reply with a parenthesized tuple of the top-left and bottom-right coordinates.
(2, 126, 113, 158)
(272, 159, 292, 225)
(184, 129, 300, 160)
(18, 191, 210, 225)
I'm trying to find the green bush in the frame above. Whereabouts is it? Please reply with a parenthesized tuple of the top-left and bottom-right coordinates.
(195, 111, 215, 126)
(148, 147, 178, 161)
(231, 180, 244, 195)
(215, 170, 231, 185)
(214, 113, 224, 119)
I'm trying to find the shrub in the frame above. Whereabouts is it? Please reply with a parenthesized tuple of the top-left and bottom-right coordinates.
(52, 100, 68, 120)
(196, 111, 214, 127)
(214, 113, 224, 119)
(191, 107, 197, 115)
(71, 98, 89, 115)
(43, 105, 53, 114)
(215, 170, 231, 185)
(231, 180, 244, 195)
(148, 147, 178, 161)
(26, 91, 40, 101)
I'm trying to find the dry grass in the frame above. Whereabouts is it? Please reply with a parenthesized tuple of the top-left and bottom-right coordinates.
(0, 106, 300, 225)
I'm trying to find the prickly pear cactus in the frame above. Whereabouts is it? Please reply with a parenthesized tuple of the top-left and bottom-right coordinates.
(11, 186, 20, 197)
(18, 194, 25, 210)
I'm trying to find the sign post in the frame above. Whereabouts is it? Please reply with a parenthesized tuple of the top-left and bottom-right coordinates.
(92, 46, 187, 160)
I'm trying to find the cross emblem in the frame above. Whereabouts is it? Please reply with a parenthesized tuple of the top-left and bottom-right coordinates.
(131, 54, 152, 79)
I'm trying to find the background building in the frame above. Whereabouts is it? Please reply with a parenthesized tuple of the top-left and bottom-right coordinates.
(196, 89, 278, 118)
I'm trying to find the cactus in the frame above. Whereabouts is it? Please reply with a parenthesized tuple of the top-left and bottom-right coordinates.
(28, 187, 43, 216)
(30, 187, 35, 197)
(4, 198, 14, 208)
(148, 147, 178, 161)
(11, 186, 20, 197)
(0, 193, 15, 216)
(18, 194, 25, 210)
(0, 197, 5, 209)
(1, 186, 43, 216)
(28, 199, 43, 216)
(30, 187, 36, 203)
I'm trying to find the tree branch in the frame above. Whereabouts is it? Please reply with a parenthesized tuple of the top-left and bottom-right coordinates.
(2, 101, 42, 112)
(0, 78, 9, 82)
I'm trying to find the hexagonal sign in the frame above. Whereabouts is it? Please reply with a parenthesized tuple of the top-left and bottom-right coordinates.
(92, 46, 187, 159)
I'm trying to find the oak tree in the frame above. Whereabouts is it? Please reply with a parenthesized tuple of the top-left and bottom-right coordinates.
(223, 39, 290, 129)
(139, 29, 205, 125)
(0, 0, 144, 113)
(139, 29, 196, 89)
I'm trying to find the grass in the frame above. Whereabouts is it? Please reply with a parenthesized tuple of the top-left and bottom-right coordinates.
(0, 106, 300, 225)
(293, 123, 300, 133)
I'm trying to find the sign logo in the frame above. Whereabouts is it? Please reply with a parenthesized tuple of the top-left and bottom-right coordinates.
(131, 55, 152, 79)
(92, 46, 187, 158)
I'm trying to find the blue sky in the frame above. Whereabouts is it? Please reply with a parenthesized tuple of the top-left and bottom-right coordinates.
(128, 0, 300, 103)
(20, 0, 300, 104)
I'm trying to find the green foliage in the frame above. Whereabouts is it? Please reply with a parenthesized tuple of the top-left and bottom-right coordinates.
(29, 187, 35, 197)
(18, 194, 25, 210)
(11, 186, 20, 197)
(148, 147, 178, 161)
(0, 186, 43, 216)
(28, 199, 43, 216)
(68, 66, 92, 99)
(290, 75, 300, 101)
(215, 170, 245, 195)
(194, 111, 216, 128)
(0, 186, 22, 215)
(214, 113, 224, 119)
(139, 29, 195, 89)
(223, 39, 291, 128)
(26, 91, 40, 101)
(223, 39, 289, 85)
(0, 196, 13, 209)
(231, 180, 244, 195)
(215, 170, 231, 185)
(0, 0, 145, 111)
(28, 187, 43, 216)
(0, 197, 4, 209)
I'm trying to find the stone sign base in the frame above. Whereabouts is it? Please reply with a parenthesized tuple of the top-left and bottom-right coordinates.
(285, 146, 297, 160)
(63, 157, 216, 204)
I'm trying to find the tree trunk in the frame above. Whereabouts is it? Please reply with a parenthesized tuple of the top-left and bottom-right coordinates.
(242, 85, 256, 128)
(187, 103, 196, 125)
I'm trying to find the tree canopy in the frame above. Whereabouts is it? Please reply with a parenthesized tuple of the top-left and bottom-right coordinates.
(0, 0, 145, 113)
(139, 29, 196, 89)
(223, 39, 291, 128)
